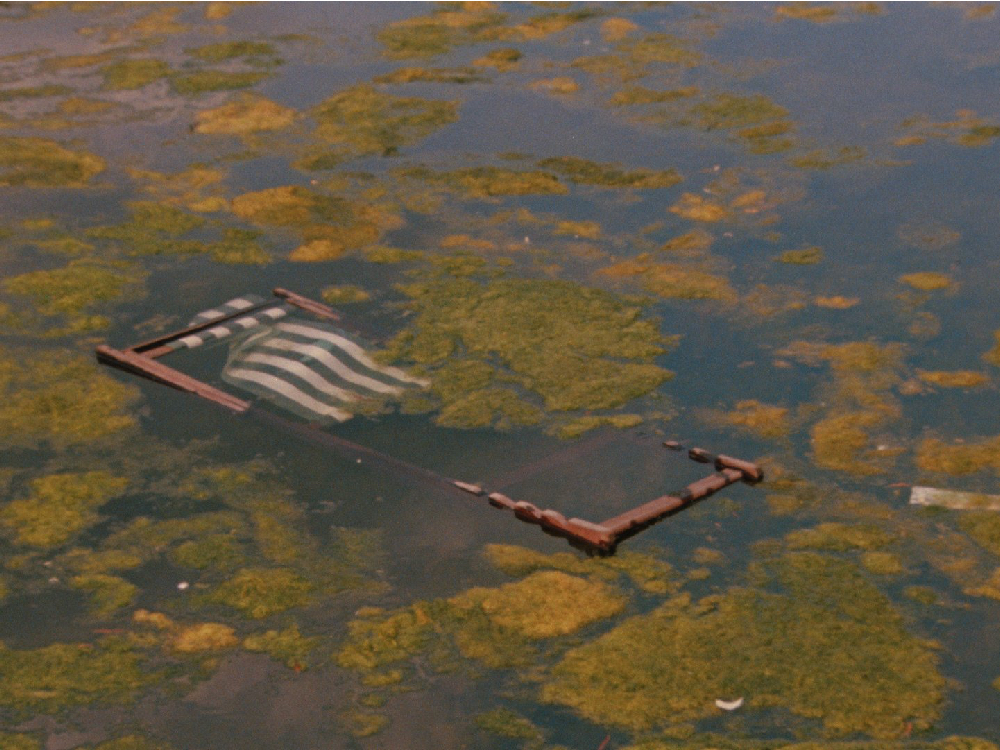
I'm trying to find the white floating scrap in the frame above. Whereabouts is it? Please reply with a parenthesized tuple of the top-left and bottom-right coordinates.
(910, 486, 1000, 511)
(715, 697, 744, 711)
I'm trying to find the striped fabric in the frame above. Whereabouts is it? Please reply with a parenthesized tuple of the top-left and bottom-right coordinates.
(165, 295, 291, 351)
(221, 319, 429, 423)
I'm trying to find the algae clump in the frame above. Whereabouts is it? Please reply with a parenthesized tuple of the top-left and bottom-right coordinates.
(542, 552, 945, 738)
(899, 272, 955, 291)
(70, 574, 138, 617)
(538, 156, 682, 189)
(4, 260, 141, 331)
(321, 285, 371, 304)
(100, 59, 171, 90)
(0, 136, 105, 187)
(449, 571, 625, 639)
(193, 95, 296, 134)
(0, 349, 139, 446)
(918, 370, 988, 388)
(402, 165, 567, 197)
(0, 638, 157, 714)
(384, 276, 674, 427)
(170, 71, 270, 96)
(243, 623, 320, 670)
(376, 4, 508, 59)
(312, 84, 458, 157)
(776, 246, 823, 264)
(0, 471, 128, 548)
(916, 436, 1000, 475)
(205, 567, 313, 619)
(598, 257, 736, 302)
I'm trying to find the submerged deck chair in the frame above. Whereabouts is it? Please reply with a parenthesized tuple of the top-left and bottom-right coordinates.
(97, 288, 763, 555)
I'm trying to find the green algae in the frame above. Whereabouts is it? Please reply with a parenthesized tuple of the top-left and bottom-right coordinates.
(861, 550, 904, 575)
(0, 733, 40, 750)
(598, 256, 737, 302)
(322, 285, 372, 305)
(449, 571, 625, 639)
(70, 573, 138, 617)
(554, 413, 643, 439)
(693, 93, 790, 130)
(171, 70, 270, 96)
(475, 708, 544, 746)
(917, 370, 988, 388)
(785, 522, 891, 552)
(171, 623, 238, 653)
(312, 84, 458, 157)
(984, 330, 1000, 367)
(474, 47, 522, 70)
(542, 552, 945, 738)
(376, 4, 509, 59)
(0, 84, 72, 101)
(243, 623, 319, 670)
(204, 567, 313, 619)
(0, 637, 157, 714)
(193, 94, 296, 134)
(172, 533, 246, 571)
(790, 145, 867, 170)
(483, 544, 676, 595)
(187, 41, 278, 63)
(337, 605, 434, 672)
(537, 156, 682, 189)
(614, 33, 701, 67)
(701, 399, 790, 439)
(0, 471, 128, 548)
(899, 272, 955, 291)
(383, 275, 674, 427)
(608, 86, 700, 106)
(915, 436, 1000, 475)
(230, 185, 397, 259)
(776, 3, 840, 22)
(776, 246, 823, 264)
(402, 165, 567, 197)
(810, 411, 889, 475)
(4, 259, 141, 331)
(374, 66, 487, 84)
(0, 136, 105, 187)
(669, 193, 732, 222)
(100, 58, 171, 90)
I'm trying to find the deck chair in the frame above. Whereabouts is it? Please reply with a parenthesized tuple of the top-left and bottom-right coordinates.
(97, 288, 762, 555)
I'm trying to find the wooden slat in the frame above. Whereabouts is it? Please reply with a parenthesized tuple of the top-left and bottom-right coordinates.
(96, 345, 250, 412)
(273, 287, 340, 321)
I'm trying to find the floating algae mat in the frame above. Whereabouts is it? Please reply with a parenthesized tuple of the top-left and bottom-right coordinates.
(8, 3, 1000, 749)
(97, 289, 763, 554)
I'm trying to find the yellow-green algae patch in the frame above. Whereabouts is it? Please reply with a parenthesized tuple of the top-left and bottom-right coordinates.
(918, 370, 988, 388)
(484, 544, 676, 595)
(916, 436, 1000, 475)
(376, 3, 508, 59)
(170, 70, 271, 96)
(449, 571, 625, 639)
(70, 574, 138, 617)
(0, 349, 139, 446)
(0, 136, 105, 187)
(311, 84, 458, 157)
(785, 522, 891, 552)
(383, 275, 674, 427)
(475, 707, 544, 745)
(542, 552, 945, 738)
(321, 285, 371, 304)
(230, 185, 399, 259)
(597, 256, 736, 302)
(100, 58, 171, 90)
(204, 567, 314, 619)
(984, 330, 1000, 367)
(0, 637, 159, 714)
(0, 472, 128, 549)
(899, 272, 955, 291)
(700, 399, 790, 439)
(243, 623, 320, 670)
(401, 165, 567, 197)
(374, 66, 487, 84)
(187, 41, 278, 63)
(537, 156, 682, 189)
(193, 94, 296, 134)
(776, 246, 823, 264)
(4, 259, 141, 332)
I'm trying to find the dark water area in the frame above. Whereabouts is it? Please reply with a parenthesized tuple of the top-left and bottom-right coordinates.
(3, 3, 1000, 749)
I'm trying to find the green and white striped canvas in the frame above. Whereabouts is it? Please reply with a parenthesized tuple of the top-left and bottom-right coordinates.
(174, 295, 428, 423)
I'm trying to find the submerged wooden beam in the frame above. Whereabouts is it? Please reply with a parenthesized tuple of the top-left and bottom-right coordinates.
(273, 287, 340, 321)
(96, 345, 250, 412)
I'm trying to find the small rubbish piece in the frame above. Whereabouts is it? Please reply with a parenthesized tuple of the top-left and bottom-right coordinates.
(910, 486, 1000, 511)
(177, 581, 190, 591)
(715, 697, 744, 711)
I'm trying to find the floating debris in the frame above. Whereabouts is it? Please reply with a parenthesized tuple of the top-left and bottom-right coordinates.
(715, 697, 744, 711)
(910, 486, 1000, 511)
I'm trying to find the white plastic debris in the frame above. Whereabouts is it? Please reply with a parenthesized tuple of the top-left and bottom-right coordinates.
(910, 486, 1000, 511)
(177, 581, 190, 591)
(715, 697, 744, 711)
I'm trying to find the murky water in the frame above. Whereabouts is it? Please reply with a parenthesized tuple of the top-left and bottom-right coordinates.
(3, 3, 1000, 749)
